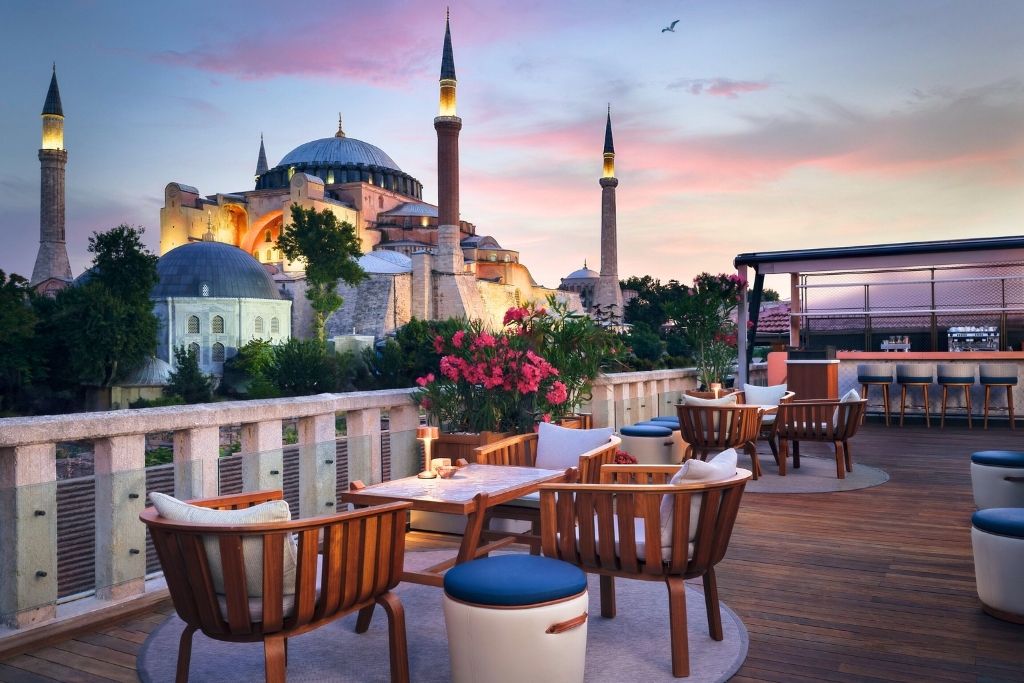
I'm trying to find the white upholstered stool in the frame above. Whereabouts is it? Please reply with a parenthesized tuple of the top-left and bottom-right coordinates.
(971, 508, 1024, 623)
(971, 450, 1024, 509)
(619, 423, 684, 464)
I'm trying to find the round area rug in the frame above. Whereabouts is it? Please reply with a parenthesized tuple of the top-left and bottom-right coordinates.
(746, 455, 889, 494)
(138, 551, 747, 683)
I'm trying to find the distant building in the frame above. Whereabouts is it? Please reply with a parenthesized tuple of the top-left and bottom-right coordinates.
(158, 14, 579, 340)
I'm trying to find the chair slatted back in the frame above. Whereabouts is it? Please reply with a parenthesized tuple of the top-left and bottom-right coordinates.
(473, 433, 538, 467)
(539, 471, 749, 580)
(775, 399, 867, 442)
(676, 405, 762, 457)
(142, 491, 410, 639)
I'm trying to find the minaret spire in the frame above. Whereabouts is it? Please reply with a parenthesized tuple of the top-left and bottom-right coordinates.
(435, 10, 464, 273)
(595, 106, 623, 321)
(254, 133, 269, 182)
(32, 64, 73, 290)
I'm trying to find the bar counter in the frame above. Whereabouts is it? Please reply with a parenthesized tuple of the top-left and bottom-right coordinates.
(835, 352, 1023, 422)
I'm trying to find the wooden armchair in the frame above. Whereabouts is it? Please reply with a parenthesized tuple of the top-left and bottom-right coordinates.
(141, 490, 412, 683)
(770, 398, 868, 478)
(538, 464, 752, 677)
(675, 404, 765, 478)
(474, 432, 621, 551)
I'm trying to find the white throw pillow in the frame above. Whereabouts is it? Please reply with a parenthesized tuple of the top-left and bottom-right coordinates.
(658, 448, 738, 552)
(149, 492, 297, 598)
(743, 383, 787, 407)
(835, 388, 862, 427)
(683, 393, 738, 407)
(535, 422, 614, 470)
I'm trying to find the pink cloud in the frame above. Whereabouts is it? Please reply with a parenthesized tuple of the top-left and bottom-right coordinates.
(668, 78, 772, 99)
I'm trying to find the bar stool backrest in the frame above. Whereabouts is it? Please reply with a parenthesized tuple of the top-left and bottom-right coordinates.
(857, 363, 893, 383)
(937, 363, 976, 384)
(896, 364, 933, 384)
(979, 364, 1020, 385)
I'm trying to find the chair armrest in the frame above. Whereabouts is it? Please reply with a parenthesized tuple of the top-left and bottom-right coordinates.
(577, 435, 622, 483)
(186, 489, 284, 510)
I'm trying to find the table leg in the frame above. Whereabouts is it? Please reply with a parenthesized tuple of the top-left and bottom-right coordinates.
(457, 491, 490, 564)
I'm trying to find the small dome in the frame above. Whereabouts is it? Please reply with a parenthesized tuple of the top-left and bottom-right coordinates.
(153, 241, 281, 300)
(121, 356, 172, 387)
(278, 137, 402, 173)
(359, 250, 412, 274)
(565, 265, 599, 280)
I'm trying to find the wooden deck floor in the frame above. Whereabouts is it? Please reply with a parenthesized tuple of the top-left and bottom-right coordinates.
(1, 422, 1022, 682)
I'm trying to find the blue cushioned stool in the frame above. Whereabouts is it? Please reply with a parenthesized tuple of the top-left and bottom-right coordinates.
(618, 423, 683, 464)
(896, 364, 933, 427)
(650, 416, 681, 427)
(980, 363, 1018, 430)
(970, 450, 1024, 509)
(857, 363, 894, 426)
(971, 508, 1024, 623)
(937, 363, 975, 429)
(443, 555, 589, 682)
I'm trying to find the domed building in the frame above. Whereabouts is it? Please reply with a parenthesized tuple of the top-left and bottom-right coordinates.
(559, 262, 600, 312)
(152, 237, 291, 375)
(158, 14, 582, 340)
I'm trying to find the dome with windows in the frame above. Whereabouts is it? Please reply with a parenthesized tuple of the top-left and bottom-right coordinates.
(152, 240, 281, 300)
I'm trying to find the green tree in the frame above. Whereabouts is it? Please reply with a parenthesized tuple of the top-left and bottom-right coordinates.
(276, 205, 365, 341)
(167, 345, 215, 403)
(0, 271, 41, 412)
(222, 338, 278, 397)
(46, 225, 159, 387)
(267, 338, 340, 396)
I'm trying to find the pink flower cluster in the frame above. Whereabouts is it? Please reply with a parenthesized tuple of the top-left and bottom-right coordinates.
(432, 342, 563, 398)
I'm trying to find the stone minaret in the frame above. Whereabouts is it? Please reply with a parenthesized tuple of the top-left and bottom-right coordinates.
(434, 11, 464, 274)
(594, 106, 623, 321)
(31, 65, 73, 288)
(254, 133, 268, 185)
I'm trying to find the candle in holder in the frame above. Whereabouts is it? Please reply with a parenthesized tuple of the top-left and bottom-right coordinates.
(416, 425, 441, 479)
(431, 458, 452, 473)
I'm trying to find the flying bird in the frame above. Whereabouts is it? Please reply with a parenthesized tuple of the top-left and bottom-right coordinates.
(662, 19, 680, 33)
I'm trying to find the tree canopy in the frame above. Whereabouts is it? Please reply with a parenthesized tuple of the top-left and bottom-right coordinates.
(277, 205, 365, 341)
(0, 271, 41, 412)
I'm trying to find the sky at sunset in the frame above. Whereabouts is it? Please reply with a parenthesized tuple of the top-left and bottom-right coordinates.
(1, 0, 1023, 293)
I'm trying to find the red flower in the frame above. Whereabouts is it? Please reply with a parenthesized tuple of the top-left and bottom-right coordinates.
(415, 372, 435, 387)
(452, 330, 465, 348)
(613, 450, 637, 464)
(545, 381, 568, 405)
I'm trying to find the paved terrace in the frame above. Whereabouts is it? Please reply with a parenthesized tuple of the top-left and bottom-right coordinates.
(1, 421, 1021, 681)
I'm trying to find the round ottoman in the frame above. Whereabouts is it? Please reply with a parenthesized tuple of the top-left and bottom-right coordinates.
(970, 450, 1024, 509)
(443, 555, 589, 683)
(619, 423, 683, 464)
(971, 508, 1024, 623)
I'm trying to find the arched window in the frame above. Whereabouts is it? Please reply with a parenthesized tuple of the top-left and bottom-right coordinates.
(188, 342, 200, 359)
(264, 230, 272, 243)
(212, 315, 224, 334)
(187, 315, 200, 334)
(212, 342, 225, 363)
(271, 317, 280, 334)
(254, 316, 265, 334)
(201, 283, 210, 297)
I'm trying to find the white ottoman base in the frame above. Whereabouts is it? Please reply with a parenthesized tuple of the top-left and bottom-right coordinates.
(971, 527, 1024, 623)
(443, 589, 588, 683)
(971, 462, 1024, 509)
(620, 432, 684, 464)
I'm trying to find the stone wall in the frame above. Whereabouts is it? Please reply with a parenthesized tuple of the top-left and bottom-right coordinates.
(325, 272, 413, 339)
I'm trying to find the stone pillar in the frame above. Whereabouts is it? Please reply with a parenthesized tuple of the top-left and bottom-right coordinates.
(297, 413, 337, 518)
(31, 148, 72, 286)
(346, 408, 382, 485)
(436, 224, 463, 274)
(388, 404, 421, 479)
(173, 427, 220, 499)
(586, 382, 615, 430)
(0, 444, 57, 627)
(240, 420, 283, 493)
(435, 116, 462, 228)
(412, 250, 433, 319)
(94, 435, 146, 601)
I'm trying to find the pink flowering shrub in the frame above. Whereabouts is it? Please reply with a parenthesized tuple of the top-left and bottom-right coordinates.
(666, 273, 746, 389)
(414, 300, 619, 433)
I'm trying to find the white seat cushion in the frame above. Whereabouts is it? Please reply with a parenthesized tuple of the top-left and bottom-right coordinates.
(835, 388, 861, 427)
(149, 492, 298, 598)
(576, 516, 694, 564)
(658, 449, 738, 550)
(743, 383, 787, 406)
(535, 422, 614, 470)
(683, 393, 738, 407)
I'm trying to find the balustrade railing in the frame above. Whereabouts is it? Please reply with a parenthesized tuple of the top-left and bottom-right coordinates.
(0, 366, 765, 636)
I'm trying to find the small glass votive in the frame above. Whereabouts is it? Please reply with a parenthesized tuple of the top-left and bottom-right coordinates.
(431, 458, 452, 473)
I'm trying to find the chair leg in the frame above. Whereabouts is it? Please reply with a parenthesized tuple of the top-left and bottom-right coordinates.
(666, 576, 690, 678)
(923, 385, 930, 427)
(284, 638, 288, 668)
(793, 441, 801, 469)
(703, 567, 723, 641)
(882, 383, 890, 426)
(264, 634, 287, 683)
(767, 433, 780, 465)
(900, 384, 908, 426)
(965, 385, 973, 429)
(377, 591, 411, 683)
(745, 442, 760, 480)
(600, 575, 616, 618)
(777, 438, 788, 476)
(355, 604, 375, 633)
(860, 384, 868, 425)
(843, 440, 853, 472)
(175, 624, 197, 683)
(834, 441, 845, 479)
(529, 520, 542, 555)
(1009, 386, 1016, 431)
(940, 385, 948, 429)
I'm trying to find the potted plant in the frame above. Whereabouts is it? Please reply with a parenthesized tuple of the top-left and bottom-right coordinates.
(668, 273, 745, 390)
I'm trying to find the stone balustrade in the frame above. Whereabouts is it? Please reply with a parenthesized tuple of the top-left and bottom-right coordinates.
(0, 366, 765, 635)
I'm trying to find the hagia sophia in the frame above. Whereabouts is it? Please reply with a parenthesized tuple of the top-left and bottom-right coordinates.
(28, 15, 624, 378)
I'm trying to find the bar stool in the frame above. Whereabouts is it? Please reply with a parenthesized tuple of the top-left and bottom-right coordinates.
(980, 363, 1018, 430)
(937, 363, 975, 429)
(897, 364, 933, 427)
(857, 363, 894, 426)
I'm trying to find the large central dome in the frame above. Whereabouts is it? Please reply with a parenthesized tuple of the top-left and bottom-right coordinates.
(278, 136, 403, 173)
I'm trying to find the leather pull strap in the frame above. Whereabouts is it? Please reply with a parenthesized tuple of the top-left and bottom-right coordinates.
(546, 611, 588, 634)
